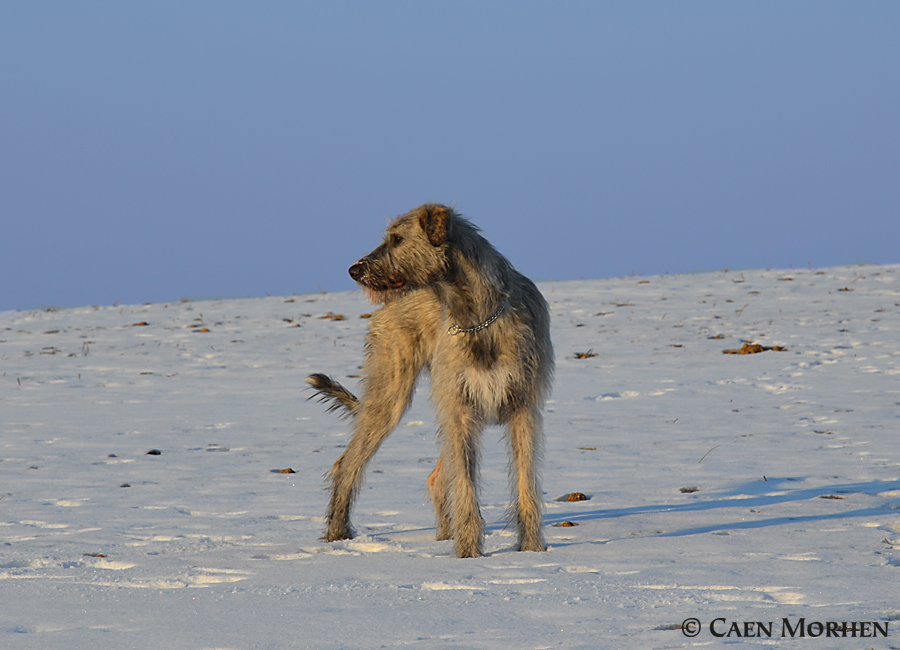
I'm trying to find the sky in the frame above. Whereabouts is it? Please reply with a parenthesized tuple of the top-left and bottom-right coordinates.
(1, 2, 898, 311)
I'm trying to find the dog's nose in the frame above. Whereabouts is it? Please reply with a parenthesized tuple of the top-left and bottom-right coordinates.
(348, 262, 365, 281)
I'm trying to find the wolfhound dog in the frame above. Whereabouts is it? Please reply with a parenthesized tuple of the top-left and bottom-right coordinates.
(308, 203, 553, 558)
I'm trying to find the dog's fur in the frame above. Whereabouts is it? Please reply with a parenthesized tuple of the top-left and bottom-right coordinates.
(308, 203, 553, 558)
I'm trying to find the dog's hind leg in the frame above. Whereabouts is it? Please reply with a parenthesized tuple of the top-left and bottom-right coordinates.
(323, 332, 425, 543)
(427, 455, 453, 540)
(312, 372, 449, 537)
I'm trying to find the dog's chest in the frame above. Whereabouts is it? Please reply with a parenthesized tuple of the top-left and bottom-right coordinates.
(461, 362, 512, 421)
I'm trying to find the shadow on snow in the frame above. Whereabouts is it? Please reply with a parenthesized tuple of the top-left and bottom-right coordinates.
(541, 477, 900, 540)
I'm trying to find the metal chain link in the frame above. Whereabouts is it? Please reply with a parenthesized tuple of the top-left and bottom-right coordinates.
(447, 299, 508, 336)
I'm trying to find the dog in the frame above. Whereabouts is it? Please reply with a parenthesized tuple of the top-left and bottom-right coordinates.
(308, 203, 553, 557)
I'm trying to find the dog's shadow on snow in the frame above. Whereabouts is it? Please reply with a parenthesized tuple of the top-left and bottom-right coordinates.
(540, 476, 900, 541)
(366, 477, 899, 551)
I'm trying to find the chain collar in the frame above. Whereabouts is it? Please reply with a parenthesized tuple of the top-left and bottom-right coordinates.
(447, 298, 508, 336)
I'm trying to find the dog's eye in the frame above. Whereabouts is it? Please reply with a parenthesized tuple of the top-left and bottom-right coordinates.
(391, 235, 403, 246)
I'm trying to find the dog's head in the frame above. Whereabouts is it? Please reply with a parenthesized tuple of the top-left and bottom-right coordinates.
(349, 203, 454, 303)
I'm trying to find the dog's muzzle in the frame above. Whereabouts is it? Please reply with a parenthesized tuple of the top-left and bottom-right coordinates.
(348, 261, 367, 282)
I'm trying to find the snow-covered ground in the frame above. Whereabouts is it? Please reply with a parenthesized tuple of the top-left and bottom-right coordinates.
(2, 265, 899, 649)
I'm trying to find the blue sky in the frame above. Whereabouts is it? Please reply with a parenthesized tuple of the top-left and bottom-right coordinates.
(1, 2, 898, 311)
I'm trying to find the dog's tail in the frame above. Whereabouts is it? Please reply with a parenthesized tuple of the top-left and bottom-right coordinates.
(306, 373, 359, 418)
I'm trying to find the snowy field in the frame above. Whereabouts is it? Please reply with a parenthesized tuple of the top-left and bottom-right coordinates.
(2, 265, 899, 649)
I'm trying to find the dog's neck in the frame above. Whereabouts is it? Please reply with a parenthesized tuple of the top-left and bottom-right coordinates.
(436, 245, 509, 330)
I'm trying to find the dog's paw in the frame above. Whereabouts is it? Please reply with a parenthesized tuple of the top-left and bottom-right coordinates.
(322, 524, 355, 543)
(434, 528, 453, 541)
(453, 538, 485, 559)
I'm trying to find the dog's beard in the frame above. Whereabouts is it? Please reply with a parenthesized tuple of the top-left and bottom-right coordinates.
(362, 286, 385, 304)
(360, 281, 411, 305)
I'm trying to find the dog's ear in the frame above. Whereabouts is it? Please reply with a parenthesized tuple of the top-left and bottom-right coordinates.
(419, 204, 450, 247)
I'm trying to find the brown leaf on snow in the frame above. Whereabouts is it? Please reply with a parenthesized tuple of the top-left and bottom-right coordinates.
(574, 349, 598, 359)
(723, 343, 788, 355)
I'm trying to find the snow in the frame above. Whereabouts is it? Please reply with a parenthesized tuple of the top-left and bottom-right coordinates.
(1, 265, 899, 649)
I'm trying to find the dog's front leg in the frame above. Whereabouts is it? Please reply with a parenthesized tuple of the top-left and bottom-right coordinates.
(436, 401, 486, 558)
(506, 406, 547, 552)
